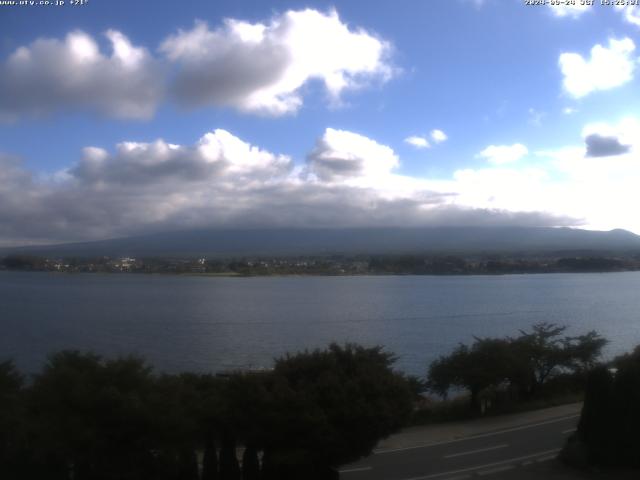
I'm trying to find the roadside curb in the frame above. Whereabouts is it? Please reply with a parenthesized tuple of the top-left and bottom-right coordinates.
(375, 403, 583, 452)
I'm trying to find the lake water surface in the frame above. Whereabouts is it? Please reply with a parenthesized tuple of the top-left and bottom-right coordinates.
(2, 271, 640, 376)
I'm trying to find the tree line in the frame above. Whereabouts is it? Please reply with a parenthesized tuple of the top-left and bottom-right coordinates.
(3, 253, 640, 276)
(0, 344, 414, 480)
(0, 324, 617, 479)
(426, 323, 607, 413)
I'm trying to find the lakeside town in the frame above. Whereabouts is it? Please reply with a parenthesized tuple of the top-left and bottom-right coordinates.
(3, 253, 640, 276)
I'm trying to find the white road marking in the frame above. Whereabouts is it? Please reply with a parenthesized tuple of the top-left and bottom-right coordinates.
(535, 454, 557, 463)
(398, 448, 561, 480)
(562, 428, 576, 434)
(376, 414, 579, 454)
(443, 444, 508, 459)
(477, 464, 515, 476)
(339, 466, 372, 474)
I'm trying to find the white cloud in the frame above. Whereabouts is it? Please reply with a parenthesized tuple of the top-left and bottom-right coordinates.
(0, 30, 163, 120)
(559, 37, 636, 98)
(160, 9, 393, 115)
(308, 128, 400, 184)
(405, 135, 430, 149)
(544, 119, 640, 231)
(563, 107, 578, 115)
(616, 5, 640, 27)
(548, 3, 591, 18)
(430, 129, 448, 143)
(449, 166, 554, 215)
(71, 129, 292, 186)
(405, 130, 446, 149)
(478, 144, 528, 165)
(449, 117, 640, 234)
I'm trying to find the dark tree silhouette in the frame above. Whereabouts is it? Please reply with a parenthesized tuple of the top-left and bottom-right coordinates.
(27, 351, 157, 480)
(428, 338, 516, 412)
(262, 343, 414, 477)
(219, 430, 241, 480)
(1, 344, 414, 479)
(576, 366, 615, 464)
(202, 435, 219, 480)
(0, 360, 25, 479)
(428, 324, 607, 411)
(567, 346, 640, 468)
(241, 445, 260, 480)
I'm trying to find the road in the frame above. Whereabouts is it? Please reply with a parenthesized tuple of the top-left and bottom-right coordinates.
(339, 413, 579, 480)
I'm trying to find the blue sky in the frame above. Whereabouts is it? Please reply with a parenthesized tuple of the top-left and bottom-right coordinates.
(1, 0, 640, 245)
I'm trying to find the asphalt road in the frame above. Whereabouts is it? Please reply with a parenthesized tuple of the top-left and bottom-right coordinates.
(339, 413, 579, 480)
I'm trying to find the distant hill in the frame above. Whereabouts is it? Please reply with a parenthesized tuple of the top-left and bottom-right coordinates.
(3, 226, 640, 258)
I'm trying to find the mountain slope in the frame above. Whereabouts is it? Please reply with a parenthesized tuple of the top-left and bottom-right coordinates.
(3, 226, 640, 258)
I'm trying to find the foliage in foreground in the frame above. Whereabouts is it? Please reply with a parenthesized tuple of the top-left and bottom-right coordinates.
(0, 344, 414, 480)
(563, 345, 640, 468)
(426, 323, 607, 413)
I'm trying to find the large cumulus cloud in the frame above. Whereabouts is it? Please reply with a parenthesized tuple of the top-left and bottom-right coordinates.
(559, 37, 636, 98)
(0, 30, 163, 120)
(160, 9, 392, 115)
(0, 9, 393, 120)
(69, 129, 292, 186)
(307, 128, 399, 183)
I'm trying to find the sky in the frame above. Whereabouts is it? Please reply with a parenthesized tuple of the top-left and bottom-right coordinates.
(0, 0, 640, 245)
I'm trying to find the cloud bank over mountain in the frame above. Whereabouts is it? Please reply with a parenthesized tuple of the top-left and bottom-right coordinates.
(0, 128, 579, 246)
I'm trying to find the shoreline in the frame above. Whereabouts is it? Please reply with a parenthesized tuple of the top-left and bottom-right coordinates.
(2, 268, 640, 278)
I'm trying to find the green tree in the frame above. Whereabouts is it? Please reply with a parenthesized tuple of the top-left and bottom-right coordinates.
(512, 323, 607, 396)
(261, 343, 413, 478)
(28, 351, 158, 480)
(563, 330, 608, 373)
(427, 338, 515, 412)
(428, 324, 607, 411)
(511, 323, 569, 396)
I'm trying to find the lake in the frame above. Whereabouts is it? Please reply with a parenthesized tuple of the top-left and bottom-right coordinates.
(2, 271, 640, 377)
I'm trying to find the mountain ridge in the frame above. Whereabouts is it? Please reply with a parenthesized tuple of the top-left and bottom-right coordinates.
(2, 226, 640, 258)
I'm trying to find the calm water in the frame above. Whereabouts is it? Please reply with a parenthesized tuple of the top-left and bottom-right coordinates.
(2, 271, 640, 376)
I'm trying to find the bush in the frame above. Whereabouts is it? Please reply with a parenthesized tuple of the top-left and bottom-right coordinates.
(427, 323, 606, 414)
(0, 344, 415, 480)
(566, 345, 640, 468)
